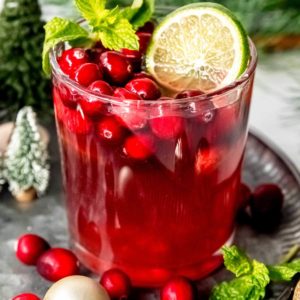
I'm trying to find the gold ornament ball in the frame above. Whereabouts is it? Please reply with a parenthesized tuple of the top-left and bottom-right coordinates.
(44, 275, 110, 300)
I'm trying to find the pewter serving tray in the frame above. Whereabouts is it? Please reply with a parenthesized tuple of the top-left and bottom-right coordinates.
(0, 130, 300, 299)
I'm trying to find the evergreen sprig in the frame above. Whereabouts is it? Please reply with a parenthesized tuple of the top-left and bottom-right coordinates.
(0, 0, 51, 121)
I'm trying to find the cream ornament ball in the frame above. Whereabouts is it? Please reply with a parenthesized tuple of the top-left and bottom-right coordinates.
(44, 275, 110, 300)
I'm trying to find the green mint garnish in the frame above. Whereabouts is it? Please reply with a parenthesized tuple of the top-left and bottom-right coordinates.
(210, 245, 300, 300)
(43, 0, 154, 75)
(43, 17, 90, 75)
(211, 246, 270, 300)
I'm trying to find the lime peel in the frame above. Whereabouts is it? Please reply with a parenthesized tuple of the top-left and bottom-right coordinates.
(146, 2, 250, 92)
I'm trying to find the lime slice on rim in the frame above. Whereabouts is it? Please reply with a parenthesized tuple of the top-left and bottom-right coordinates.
(146, 3, 250, 92)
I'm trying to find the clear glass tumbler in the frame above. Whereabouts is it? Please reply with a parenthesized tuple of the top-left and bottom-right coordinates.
(51, 26, 257, 287)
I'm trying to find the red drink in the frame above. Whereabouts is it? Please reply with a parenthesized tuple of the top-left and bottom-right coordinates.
(51, 40, 256, 287)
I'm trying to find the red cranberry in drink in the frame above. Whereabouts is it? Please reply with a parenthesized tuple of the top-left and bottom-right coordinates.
(96, 117, 125, 144)
(133, 72, 154, 81)
(74, 63, 103, 87)
(12, 293, 40, 300)
(58, 48, 89, 76)
(113, 88, 141, 100)
(100, 51, 133, 85)
(176, 89, 205, 99)
(121, 32, 152, 72)
(86, 43, 107, 63)
(79, 81, 113, 118)
(137, 21, 155, 34)
(89, 80, 114, 96)
(161, 276, 196, 300)
(57, 83, 77, 109)
(100, 268, 132, 300)
(250, 184, 284, 231)
(65, 108, 93, 134)
(16, 234, 50, 265)
(125, 78, 161, 100)
(123, 134, 155, 160)
(150, 105, 184, 139)
(37, 248, 79, 282)
(194, 140, 220, 175)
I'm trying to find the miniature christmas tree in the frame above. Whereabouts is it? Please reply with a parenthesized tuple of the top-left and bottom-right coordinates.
(0, 0, 51, 121)
(5, 107, 50, 201)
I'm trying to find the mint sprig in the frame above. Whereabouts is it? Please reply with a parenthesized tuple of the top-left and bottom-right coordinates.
(42, 17, 91, 75)
(211, 246, 300, 300)
(42, 0, 154, 75)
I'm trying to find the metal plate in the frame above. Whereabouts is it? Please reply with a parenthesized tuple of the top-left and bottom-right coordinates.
(0, 129, 300, 299)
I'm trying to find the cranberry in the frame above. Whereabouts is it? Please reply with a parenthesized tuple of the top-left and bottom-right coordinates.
(16, 234, 50, 265)
(121, 32, 152, 72)
(123, 134, 155, 160)
(58, 48, 89, 76)
(238, 183, 252, 210)
(12, 293, 40, 300)
(86, 45, 106, 63)
(113, 88, 141, 100)
(161, 276, 196, 300)
(150, 111, 184, 140)
(57, 84, 77, 109)
(79, 81, 113, 118)
(250, 184, 284, 231)
(194, 141, 220, 174)
(74, 63, 102, 87)
(137, 21, 155, 34)
(133, 72, 154, 80)
(89, 80, 114, 96)
(176, 89, 205, 99)
(125, 78, 161, 100)
(37, 248, 79, 282)
(65, 108, 93, 134)
(100, 51, 133, 85)
(100, 268, 132, 300)
(96, 117, 125, 144)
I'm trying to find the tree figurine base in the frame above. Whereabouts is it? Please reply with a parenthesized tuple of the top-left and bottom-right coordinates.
(14, 187, 37, 203)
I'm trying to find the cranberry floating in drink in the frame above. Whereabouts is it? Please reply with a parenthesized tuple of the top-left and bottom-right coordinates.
(45, 0, 257, 287)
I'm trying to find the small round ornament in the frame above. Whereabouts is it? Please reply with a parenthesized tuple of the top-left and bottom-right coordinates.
(44, 275, 110, 300)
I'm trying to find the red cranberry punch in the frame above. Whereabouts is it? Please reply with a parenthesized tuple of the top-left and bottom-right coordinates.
(45, 0, 257, 287)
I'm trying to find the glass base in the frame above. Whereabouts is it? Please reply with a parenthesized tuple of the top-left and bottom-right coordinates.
(72, 231, 234, 287)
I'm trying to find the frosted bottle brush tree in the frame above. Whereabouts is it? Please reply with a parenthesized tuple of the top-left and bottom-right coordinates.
(5, 107, 50, 201)
(0, 0, 51, 121)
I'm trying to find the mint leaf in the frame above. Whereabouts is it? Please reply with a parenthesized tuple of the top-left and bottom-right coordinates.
(74, 0, 106, 23)
(92, 8, 139, 51)
(211, 261, 269, 300)
(268, 259, 300, 282)
(223, 246, 252, 277)
(43, 17, 90, 75)
(122, 0, 154, 29)
(210, 246, 270, 300)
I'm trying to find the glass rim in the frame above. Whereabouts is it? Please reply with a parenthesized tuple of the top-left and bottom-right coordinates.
(50, 35, 257, 108)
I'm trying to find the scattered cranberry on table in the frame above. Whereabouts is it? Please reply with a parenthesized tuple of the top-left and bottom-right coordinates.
(16, 234, 50, 265)
(100, 268, 132, 300)
(37, 248, 79, 282)
(161, 276, 196, 300)
(250, 183, 284, 231)
(12, 293, 40, 300)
